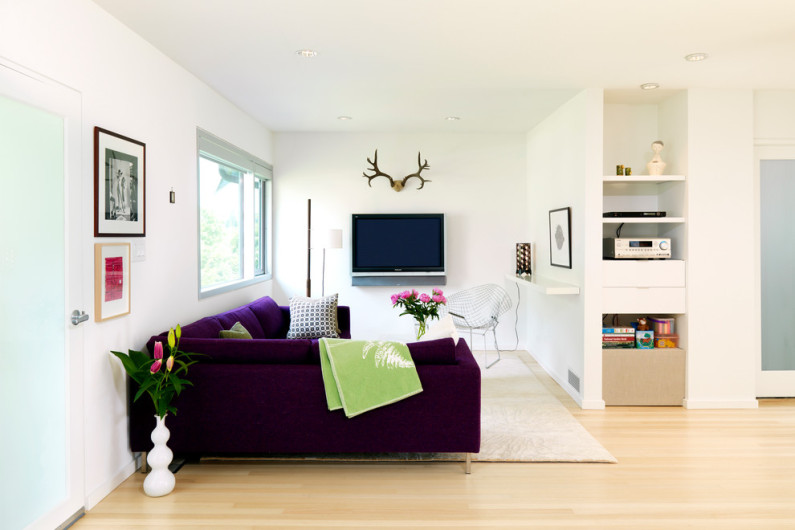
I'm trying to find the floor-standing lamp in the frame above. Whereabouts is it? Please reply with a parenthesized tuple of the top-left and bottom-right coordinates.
(312, 228, 343, 296)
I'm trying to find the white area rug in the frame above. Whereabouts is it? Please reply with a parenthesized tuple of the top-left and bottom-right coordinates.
(472, 351, 616, 463)
(204, 351, 616, 465)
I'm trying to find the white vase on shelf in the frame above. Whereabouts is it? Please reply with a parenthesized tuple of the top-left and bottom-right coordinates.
(143, 414, 175, 497)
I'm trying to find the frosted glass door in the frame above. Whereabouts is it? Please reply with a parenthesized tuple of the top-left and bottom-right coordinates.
(0, 61, 84, 529)
(759, 159, 795, 396)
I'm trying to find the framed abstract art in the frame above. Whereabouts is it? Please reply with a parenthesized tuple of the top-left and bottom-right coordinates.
(549, 207, 572, 269)
(94, 242, 131, 322)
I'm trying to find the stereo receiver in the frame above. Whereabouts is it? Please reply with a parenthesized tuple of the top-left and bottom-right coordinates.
(603, 237, 671, 259)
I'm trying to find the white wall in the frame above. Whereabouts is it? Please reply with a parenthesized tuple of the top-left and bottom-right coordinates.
(685, 89, 757, 408)
(755, 91, 795, 141)
(272, 133, 526, 346)
(525, 89, 603, 408)
(1, 0, 274, 508)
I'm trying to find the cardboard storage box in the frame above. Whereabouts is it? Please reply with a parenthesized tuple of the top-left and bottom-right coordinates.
(602, 348, 685, 406)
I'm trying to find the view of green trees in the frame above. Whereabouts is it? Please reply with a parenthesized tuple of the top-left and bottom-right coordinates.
(200, 207, 241, 288)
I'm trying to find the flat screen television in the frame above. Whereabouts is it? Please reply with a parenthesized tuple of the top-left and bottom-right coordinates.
(351, 213, 445, 277)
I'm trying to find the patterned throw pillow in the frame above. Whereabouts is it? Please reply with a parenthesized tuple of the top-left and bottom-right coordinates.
(286, 294, 340, 339)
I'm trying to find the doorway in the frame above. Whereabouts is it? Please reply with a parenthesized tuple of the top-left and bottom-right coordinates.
(0, 60, 85, 529)
(757, 150, 795, 397)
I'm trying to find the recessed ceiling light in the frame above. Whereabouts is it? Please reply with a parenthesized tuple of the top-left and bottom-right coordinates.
(296, 49, 318, 58)
(445, 116, 461, 121)
(640, 83, 660, 90)
(684, 52, 709, 62)
(337, 116, 352, 121)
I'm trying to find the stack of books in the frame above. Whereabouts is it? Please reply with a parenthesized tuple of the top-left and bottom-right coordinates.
(602, 327, 635, 348)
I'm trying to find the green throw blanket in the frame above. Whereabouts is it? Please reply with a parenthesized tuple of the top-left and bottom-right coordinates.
(319, 338, 423, 418)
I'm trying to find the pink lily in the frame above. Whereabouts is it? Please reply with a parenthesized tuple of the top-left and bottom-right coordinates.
(166, 356, 174, 372)
(150, 359, 162, 373)
(153, 341, 163, 360)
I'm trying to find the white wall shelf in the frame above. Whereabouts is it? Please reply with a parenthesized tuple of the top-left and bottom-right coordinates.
(603, 217, 685, 224)
(602, 175, 686, 183)
(506, 274, 580, 295)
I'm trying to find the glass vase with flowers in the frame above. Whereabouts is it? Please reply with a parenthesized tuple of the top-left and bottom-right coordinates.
(391, 288, 447, 340)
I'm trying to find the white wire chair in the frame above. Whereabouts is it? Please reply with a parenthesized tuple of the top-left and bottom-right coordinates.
(440, 284, 512, 368)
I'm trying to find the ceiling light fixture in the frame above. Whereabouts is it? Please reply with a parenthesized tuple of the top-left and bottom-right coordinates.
(684, 52, 709, 62)
(640, 83, 660, 90)
(296, 49, 318, 58)
(445, 116, 461, 121)
(337, 116, 352, 121)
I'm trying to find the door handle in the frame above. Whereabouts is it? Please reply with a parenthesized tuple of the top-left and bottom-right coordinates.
(71, 310, 89, 326)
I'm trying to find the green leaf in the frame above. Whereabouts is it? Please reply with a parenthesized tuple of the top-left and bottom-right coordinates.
(133, 377, 157, 402)
(110, 350, 139, 377)
(130, 349, 150, 367)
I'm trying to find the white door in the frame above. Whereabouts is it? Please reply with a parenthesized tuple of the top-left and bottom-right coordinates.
(0, 60, 85, 529)
(756, 146, 795, 397)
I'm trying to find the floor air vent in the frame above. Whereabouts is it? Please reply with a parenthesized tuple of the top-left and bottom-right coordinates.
(568, 369, 581, 393)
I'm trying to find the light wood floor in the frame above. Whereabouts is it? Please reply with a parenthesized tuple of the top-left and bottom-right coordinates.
(75, 355, 795, 529)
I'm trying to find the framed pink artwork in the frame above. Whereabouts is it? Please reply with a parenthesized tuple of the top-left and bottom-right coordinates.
(94, 242, 131, 321)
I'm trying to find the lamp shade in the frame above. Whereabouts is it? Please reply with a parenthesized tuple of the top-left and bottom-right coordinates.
(311, 228, 343, 249)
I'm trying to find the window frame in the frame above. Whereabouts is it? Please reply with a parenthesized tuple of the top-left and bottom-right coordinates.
(197, 129, 272, 298)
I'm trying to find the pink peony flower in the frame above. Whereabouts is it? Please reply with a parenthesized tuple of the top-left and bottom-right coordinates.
(411, 289, 419, 298)
(433, 288, 443, 296)
(153, 341, 163, 360)
(150, 359, 162, 373)
(391, 294, 399, 304)
(166, 356, 174, 372)
(400, 290, 411, 299)
(420, 293, 431, 303)
(432, 294, 443, 303)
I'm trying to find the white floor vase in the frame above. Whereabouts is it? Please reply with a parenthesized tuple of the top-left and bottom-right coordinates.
(143, 414, 175, 497)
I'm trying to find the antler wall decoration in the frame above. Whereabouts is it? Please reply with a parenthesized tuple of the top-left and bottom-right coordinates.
(362, 150, 431, 192)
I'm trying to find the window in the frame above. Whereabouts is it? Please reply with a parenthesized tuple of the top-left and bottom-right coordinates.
(198, 129, 272, 296)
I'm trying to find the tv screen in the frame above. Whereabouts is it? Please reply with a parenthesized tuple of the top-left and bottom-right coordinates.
(352, 214, 445, 274)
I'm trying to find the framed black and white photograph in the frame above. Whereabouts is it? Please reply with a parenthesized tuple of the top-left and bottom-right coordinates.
(94, 127, 145, 237)
(549, 207, 572, 269)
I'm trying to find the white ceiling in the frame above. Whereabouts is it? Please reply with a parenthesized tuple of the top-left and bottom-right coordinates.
(92, 0, 795, 133)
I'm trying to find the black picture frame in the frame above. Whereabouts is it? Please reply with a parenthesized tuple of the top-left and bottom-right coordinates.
(549, 207, 572, 269)
(94, 127, 146, 237)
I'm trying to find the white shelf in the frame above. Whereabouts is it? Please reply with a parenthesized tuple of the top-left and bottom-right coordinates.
(506, 274, 580, 295)
(602, 217, 685, 224)
(603, 174, 686, 183)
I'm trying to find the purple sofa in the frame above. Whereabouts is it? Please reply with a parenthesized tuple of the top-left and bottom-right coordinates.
(129, 296, 481, 471)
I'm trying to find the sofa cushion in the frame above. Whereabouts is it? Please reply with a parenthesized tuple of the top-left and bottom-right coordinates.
(407, 338, 458, 365)
(249, 296, 287, 338)
(219, 321, 252, 339)
(248, 296, 287, 339)
(177, 338, 313, 364)
(215, 306, 265, 339)
(179, 316, 223, 338)
(286, 294, 340, 339)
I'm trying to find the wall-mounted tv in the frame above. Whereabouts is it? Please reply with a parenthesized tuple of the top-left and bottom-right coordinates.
(351, 214, 445, 281)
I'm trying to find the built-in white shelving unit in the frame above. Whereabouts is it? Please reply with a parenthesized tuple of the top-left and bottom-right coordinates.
(600, 94, 689, 406)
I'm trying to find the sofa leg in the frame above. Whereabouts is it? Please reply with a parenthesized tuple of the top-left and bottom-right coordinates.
(140, 452, 148, 474)
(465, 453, 472, 474)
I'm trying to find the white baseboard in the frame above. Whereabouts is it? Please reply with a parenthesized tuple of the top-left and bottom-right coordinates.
(85, 456, 139, 510)
(580, 399, 606, 410)
(683, 398, 759, 409)
(527, 350, 584, 407)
